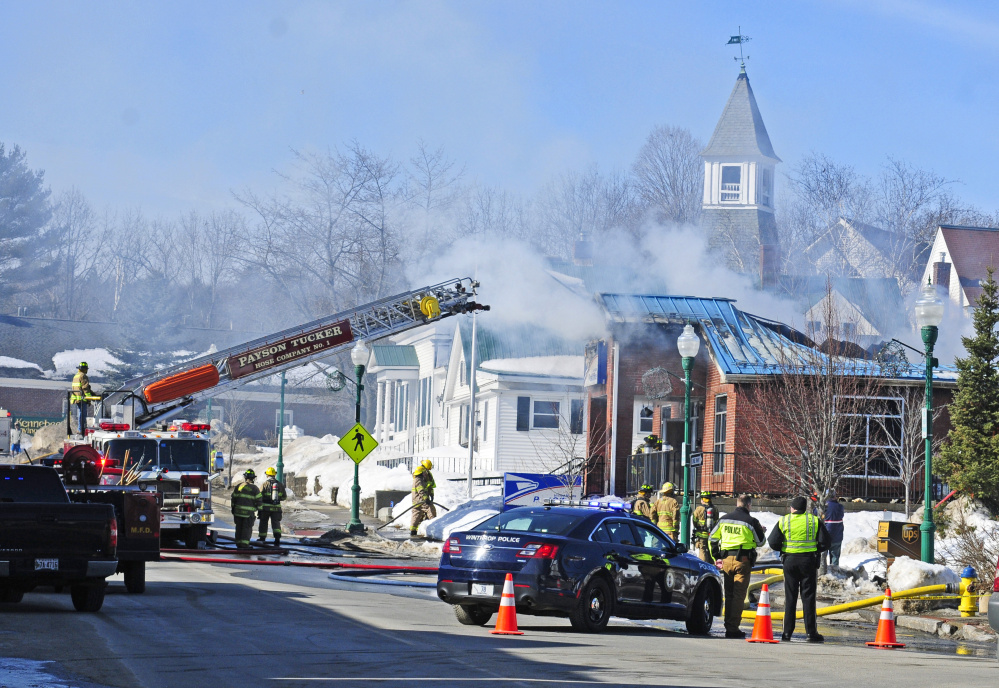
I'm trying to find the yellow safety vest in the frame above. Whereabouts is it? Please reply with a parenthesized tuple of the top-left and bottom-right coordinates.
(710, 517, 758, 551)
(780, 513, 819, 554)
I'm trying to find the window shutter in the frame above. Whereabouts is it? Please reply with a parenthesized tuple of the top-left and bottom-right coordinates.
(516, 396, 530, 431)
(570, 399, 584, 435)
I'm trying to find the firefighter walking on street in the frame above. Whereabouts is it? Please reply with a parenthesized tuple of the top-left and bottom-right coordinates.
(632, 484, 654, 521)
(258, 467, 287, 546)
(709, 493, 766, 639)
(651, 482, 680, 541)
(767, 495, 832, 643)
(692, 491, 718, 561)
(410, 459, 437, 538)
(231, 469, 262, 549)
(70, 362, 98, 435)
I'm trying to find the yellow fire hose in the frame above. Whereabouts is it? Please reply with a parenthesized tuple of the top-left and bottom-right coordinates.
(738, 583, 956, 621)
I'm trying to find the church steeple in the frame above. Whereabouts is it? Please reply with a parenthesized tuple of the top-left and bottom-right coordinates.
(701, 68, 781, 285)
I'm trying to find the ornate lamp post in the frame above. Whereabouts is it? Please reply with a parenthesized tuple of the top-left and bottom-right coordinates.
(914, 281, 944, 563)
(346, 339, 370, 534)
(676, 322, 700, 546)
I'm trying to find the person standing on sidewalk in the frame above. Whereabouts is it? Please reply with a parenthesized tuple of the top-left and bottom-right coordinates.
(768, 495, 831, 643)
(10, 422, 22, 456)
(822, 490, 844, 569)
(692, 491, 718, 561)
(709, 494, 766, 639)
(410, 463, 436, 538)
(651, 482, 680, 541)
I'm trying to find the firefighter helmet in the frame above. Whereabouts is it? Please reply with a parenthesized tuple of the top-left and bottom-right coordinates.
(79, 362, 88, 369)
(413, 464, 425, 476)
(660, 482, 675, 494)
(422, 459, 433, 470)
(265, 467, 277, 477)
(639, 484, 653, 493)
(699, 490, 712, 499)
(244, 469, 256, 481)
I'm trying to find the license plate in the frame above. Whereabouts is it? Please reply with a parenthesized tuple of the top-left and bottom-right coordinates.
(471, 583, 493, 596)
(34, 559, 58, 571)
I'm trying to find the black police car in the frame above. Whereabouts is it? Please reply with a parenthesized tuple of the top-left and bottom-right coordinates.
(436, 500, 723, 633)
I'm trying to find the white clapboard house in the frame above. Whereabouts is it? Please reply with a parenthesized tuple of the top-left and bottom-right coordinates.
(365, 318, 585, 477)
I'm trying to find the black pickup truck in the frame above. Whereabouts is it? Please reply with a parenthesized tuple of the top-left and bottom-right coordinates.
(0, 464, 117, 611)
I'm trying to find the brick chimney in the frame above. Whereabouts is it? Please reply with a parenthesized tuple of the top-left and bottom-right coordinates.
(760, 244, 779, 288)
(933, 252, 951, 291)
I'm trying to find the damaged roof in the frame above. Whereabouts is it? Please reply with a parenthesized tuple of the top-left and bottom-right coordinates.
(596, 293, 955, 382)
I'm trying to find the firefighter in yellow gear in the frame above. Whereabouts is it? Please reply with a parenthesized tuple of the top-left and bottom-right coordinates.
(651, 482, 680, 541)
(258, 466, 287, 545)
(70, 362, 98, 435)
(709, 493, 766, 639)
(631, 484, 654, 521)
(230, 469, 263, 548)
(692, 491, 718, 561)
(410, 460, 437, 537)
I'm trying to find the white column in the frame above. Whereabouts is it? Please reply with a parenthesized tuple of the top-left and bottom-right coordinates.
(375, 381, 385, 442)
(385, 381, 395, 441)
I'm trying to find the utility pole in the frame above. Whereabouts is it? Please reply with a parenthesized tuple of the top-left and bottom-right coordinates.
(467, 310, 478, 499)
(276, 372, 286, 484)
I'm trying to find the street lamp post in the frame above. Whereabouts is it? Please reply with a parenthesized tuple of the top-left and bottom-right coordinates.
(676, 323, 700, 547)
(346, 340, 370, 534)
(914, 281, 944, 563)
(276, 372, 286, 484)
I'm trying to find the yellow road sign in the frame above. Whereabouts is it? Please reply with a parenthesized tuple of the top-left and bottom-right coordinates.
(338, 423, 378, 464)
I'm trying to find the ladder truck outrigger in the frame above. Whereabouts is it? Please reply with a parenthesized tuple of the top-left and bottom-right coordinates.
(66, 279, 488, 549)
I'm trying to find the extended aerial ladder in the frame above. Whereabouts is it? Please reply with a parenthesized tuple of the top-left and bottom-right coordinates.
(96, 278, 488, 429)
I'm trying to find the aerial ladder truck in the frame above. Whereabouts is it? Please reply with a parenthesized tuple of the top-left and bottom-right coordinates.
(65, 278, 488, 550)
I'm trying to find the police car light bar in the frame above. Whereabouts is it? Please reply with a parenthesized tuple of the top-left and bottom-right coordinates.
(543, 498, 632, 511)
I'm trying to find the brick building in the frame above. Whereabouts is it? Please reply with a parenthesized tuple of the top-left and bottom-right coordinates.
(583, 293, 955, 501)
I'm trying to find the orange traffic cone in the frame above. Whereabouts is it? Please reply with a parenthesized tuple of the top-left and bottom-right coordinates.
(491, 573, 524, 635)
(747, 583, 780, 643)
(866, 587, 905, 648)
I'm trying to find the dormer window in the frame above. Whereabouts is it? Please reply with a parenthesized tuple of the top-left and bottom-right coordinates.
(720, 165, 741, 202)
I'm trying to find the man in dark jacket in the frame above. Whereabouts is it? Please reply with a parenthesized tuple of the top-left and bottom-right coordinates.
(708, 494, 766, 638)
(768, 496, 832, 642)
(822, 490, 845, 569)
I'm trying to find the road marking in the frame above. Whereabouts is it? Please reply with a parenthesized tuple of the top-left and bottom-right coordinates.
(272, 680, 608, 684)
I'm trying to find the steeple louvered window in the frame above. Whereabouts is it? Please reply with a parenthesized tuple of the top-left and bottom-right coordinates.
(720, 166, 741, 202)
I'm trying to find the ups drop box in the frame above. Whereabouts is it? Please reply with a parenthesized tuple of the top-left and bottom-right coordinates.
(876, 520, 922, 560)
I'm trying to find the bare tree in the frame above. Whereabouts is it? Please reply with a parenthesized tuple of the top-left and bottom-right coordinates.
(183, 209, 245, 327)
(406, 139, 465, 213)
(236, 143, 403, 320)
(218, 391, 253, 486)
(48, 188, 100, 319)
(632, 125, 703, 225)
(742, 288, 887, 514)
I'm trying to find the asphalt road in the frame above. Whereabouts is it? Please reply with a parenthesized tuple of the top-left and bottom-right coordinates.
(1, 549, 997, 688)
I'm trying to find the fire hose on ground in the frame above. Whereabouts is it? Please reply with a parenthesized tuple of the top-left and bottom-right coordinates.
(738, 583, 958, 621)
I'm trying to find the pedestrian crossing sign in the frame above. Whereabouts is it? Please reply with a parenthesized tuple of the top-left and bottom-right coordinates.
(338, 422, 378, 464)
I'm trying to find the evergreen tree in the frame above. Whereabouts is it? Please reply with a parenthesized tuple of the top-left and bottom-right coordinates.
(937, 266, 999, 507)
(0, 142, 60, 308)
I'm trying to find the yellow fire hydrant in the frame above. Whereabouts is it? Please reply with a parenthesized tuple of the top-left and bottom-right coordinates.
(959, 566, 977, 617)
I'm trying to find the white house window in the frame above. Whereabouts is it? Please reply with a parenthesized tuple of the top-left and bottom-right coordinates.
(637, 404, 654, 433)
(481, 401, 488, 442)
(274, 409, 293, 436)
(418, 377, 432, 427)
(459, 361, 466, 387)
(533, 400, 560, 429)
(759, 167, 772, 206)
(459, 404, 470, 446)
(720, 166, 741, 202)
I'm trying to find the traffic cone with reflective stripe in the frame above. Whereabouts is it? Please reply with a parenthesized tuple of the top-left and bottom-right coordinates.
(747, 583, 779, 643)
(866, 587, 905, 648)
(491, 573, 524, 635)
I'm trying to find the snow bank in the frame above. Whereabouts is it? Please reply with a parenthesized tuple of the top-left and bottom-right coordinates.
(887, 556, 960, 592)
(242, 434, 413, 501)
(480, 355, 583, 378)
(425, 491, 504, 540)
(0, 356, 42, 372)
(46, 348, 121, 379)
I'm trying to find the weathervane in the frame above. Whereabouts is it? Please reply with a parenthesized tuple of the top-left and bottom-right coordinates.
(727, 27, 750, 70)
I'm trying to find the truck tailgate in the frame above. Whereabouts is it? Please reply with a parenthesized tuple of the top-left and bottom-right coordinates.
(0, 503, 114, 559)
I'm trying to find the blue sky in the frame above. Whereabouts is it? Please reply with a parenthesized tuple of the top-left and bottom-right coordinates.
(3, 0, 999, 216)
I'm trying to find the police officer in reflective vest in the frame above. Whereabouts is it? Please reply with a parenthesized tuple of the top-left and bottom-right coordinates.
(631, 484, 654, 522)
(692, 491, 718, 561)
(651, 482, 680, 541)
(258, 467, 287, 546)
(767, 495, 831, 642)
(709, 493, 765, 638)
(231, 469, 262, 548)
